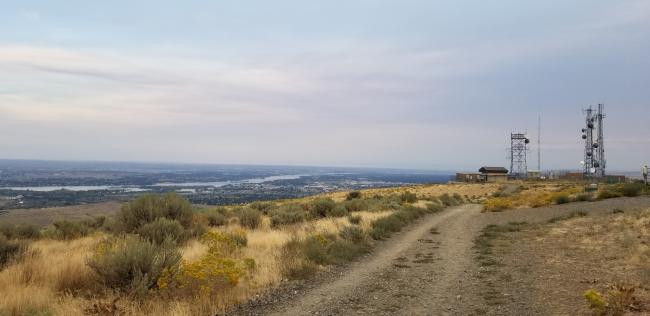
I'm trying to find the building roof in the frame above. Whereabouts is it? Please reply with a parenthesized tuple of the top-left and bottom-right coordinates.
(479, 167, 508, 174)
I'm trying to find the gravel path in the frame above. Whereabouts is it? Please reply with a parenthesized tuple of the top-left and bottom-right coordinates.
(265, 204, 484, 316)
(236, 196, 650, 315)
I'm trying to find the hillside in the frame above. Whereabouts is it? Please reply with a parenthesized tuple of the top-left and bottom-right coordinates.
(1, 181, 649, 315)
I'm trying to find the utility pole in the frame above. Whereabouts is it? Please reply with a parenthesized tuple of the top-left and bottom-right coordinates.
(537, 115, 541, 172)
(643, 164, 648, 185)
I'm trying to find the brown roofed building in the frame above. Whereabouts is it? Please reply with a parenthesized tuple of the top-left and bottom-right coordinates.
(479, 167, 508, 183)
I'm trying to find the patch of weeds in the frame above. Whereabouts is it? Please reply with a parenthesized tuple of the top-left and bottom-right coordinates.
(573, 193, 593, 202)
(584, 284, 641, 316)
(0, 235, 29, 268)
(347, 215, 362, 225)
(553, 193, 571, 204)
(370, 205, 434, 240)
(612, 208, 624, 214)
(474, 222, 527, 267)
(393, 263, 410, 268)
(346, 191, 362, 200)
(400, 191, 418, 203)
(547, 211, 588, 224)
(269, 204, 307, 227)
(235, 207, 261, 229)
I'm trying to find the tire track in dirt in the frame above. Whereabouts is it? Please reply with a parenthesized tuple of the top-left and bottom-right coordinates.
(265, 204, 484, 316)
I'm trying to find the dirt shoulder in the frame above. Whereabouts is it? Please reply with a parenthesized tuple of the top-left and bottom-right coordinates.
(461, 196, 650, 315)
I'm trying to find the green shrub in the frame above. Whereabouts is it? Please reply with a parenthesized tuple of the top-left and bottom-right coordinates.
(329, 204, 349, 218)
(52, 220, 90, 240)
(348, 215, 362, 225)
(400, 191, 417, 203)
(346, 191, 362, 200)
(249, 201, 275, 214)
(302, 233, 370, 265)
(370, 216, 404, 240)
(235, 207, 261, 229)
(439, 193, 459, 206)
(226, 230, 248, 247)
(326, 240, 370, 263)
(453, 193, 463, 202)
(573, 193, 592, 202)
(137, 218, 185, 245)
(310, 198, 336, 218)
(370, 206, 430, 240)
(0, 235, 28, 268)
(553, 194, 571, 204)
(344, 199, 369, 212)
(339, 226, 366, 244)
(426, 203, 443, 213)
(118, 193, 193, 232)
(303, 235, 331, 265)
(0, 223, 42, 240)
(620, 182, 644, 197)
(279, 238, 318, 280)
(269, 204, 307, 227)
(597, 189, 622, 200)
(87, 235, 181, 297)
(206, 211, 227, 227)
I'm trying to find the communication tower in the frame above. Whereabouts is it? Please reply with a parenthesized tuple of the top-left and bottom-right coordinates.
(581, 104, 606, 178)
(509, 132, 530, 179)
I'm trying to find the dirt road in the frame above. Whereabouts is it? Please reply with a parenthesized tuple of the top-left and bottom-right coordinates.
(265, 204, 484, 316)
(237, 197, 650, 315)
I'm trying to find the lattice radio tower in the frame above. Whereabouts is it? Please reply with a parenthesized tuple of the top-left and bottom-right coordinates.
(581, 104, 606, 178)
(509, 132, 530, 179)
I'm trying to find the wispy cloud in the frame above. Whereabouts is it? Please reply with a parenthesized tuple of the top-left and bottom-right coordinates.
(0, 0, 648, 169)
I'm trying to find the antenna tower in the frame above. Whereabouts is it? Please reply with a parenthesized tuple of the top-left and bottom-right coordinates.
(537, 115, 541, 172)
(509, 132, 530, 179)
(581, 104, 606, 178)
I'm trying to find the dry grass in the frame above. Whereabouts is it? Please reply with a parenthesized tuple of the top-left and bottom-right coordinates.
(482, 182, 584, 211)
(0, 236, 99, 315)
(527, 208, 650, 313)
(317, 183, 500, 203)
(0, 183, 497, 315)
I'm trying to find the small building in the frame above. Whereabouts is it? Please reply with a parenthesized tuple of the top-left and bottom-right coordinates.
(527, 170, 541, 179)
(561, 172, 584, 181)
(455, 172, 485, 182)
(479, 167, 509, 183)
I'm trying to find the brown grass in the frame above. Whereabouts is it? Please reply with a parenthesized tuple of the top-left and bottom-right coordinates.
(0, 183, 499, 315)
(482, 182, 584, 211)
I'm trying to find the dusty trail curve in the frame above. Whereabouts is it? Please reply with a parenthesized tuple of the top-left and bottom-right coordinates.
(265, 204, 484, 316)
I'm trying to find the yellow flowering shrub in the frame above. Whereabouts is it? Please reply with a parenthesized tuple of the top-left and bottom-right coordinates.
(157, 230, 255, 297)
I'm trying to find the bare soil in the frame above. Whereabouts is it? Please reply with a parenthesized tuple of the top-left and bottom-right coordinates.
(234, 196, 650, 315)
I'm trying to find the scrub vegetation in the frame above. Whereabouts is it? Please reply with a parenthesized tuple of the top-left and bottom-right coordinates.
(482, 181, 649, 212)
(0, 185, 478, 315)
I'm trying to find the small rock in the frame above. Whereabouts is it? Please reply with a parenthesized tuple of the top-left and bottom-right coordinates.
(456, 295, 462, 300)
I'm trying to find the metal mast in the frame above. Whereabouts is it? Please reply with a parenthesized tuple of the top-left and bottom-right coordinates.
(537, 115, 541, 172)
(509, 132, 530, 179)
(595, 104, 606, 177)
(581, 104, 606, 179)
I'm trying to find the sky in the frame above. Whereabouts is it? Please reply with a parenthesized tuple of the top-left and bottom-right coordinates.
(0, 0, 649, 171)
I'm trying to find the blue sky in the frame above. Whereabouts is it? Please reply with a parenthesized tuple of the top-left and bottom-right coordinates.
(0, 0, 648, 171)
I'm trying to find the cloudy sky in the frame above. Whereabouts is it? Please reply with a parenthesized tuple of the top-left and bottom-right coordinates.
(0, 1, 648, 171)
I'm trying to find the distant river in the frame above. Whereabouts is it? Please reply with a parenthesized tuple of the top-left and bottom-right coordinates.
(0, 186, 150, 192)
(1, 174, 307, 192)
(152, 174, 307, 187)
